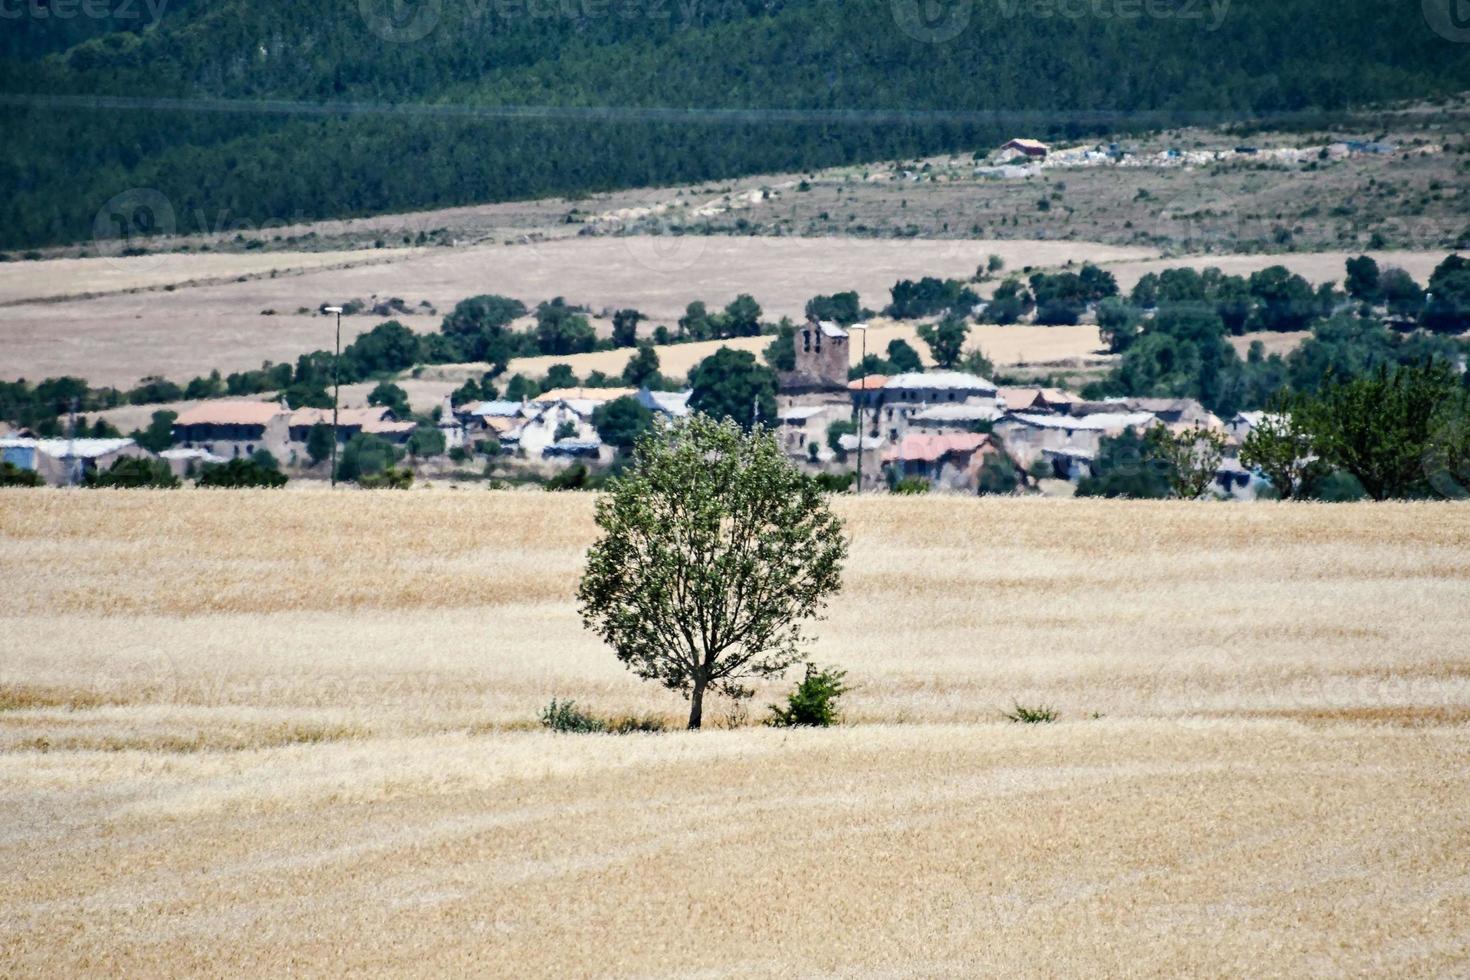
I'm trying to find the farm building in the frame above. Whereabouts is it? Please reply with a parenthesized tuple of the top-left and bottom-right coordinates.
(287, 406, 414, 445)
(173, 401, 291, 461)
(993, 411, 1159, 471)
(881, 432, 1000, 493)
(0, 437, 148, 486)
(996, 138, 1049, 161)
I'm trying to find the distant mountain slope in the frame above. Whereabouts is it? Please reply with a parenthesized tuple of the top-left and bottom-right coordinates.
(2, 0, 1467, 249)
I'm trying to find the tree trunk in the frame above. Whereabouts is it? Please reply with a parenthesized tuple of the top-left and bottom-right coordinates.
(687, 678, 706, 730)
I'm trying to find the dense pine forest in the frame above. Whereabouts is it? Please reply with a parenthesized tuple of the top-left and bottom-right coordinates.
(3, 0, 1469, 249)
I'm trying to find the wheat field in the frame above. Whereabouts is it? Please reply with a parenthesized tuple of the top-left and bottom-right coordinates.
(3, 491, 1469, 976)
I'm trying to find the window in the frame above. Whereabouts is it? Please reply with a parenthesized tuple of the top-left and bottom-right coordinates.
(802, 330, 811, 353)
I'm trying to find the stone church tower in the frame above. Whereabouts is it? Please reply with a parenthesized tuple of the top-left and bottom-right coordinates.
(782, 317, 849, 394)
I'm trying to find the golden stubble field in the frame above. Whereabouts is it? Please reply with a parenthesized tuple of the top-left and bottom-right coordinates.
(3, 491, 1469, 976)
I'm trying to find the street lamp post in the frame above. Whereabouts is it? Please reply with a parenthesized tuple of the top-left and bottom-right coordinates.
(324, 306, 344, 486)
(850, 323, 868, 493)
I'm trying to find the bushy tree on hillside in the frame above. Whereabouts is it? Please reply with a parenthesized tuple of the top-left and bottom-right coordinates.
(688, 348, 777, 431)
(578, 415, 846, 729)
(916, 315, 969, 369)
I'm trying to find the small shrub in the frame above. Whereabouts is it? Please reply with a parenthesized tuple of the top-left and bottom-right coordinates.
(540, 699, 605, 733)
(0, 461, 43, 487)
(892, 476, 929, 495)
(767, 663, 849, 728)
(1002, 702, 1058, 724)
(359, 466, 414, 489)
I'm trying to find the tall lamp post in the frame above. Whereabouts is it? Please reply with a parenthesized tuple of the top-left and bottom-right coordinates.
(324, 306, 344, 486)
(849, 323, 868, 493)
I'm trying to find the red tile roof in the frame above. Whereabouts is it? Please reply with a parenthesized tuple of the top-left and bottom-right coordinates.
(882, 432, 992, 464)
(174, 401, 285, 427)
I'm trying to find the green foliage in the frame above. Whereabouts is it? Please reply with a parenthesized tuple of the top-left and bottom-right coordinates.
(367, 381, 411, 418)
(336, 433, 401, 483)
(611, 309, 645, 348)
(539, 699, 668, 735)
(688, 348, 778, 431)
(916, 316, 969, 369)
(539, 699, 606, 734)
(545, 461, 602, 491)
(1003, 702, 1059, 724)
(305, 422, 335, 465)
(805, 291, 864, 326)
(1240, 407, 1321, 499)
(0, 461, 43, 487)
(359, 465, 415, 489)
(763, 319, 797, 372)
(766, 663, 850, 728)
(976, 453, 1021, 495)
(1097, 297, 1143, 353)
(1422, 255, 1470, 334)
(577, 415, 847, 729)
(1344, 255, 1381, 303)
(592, 396, 656, 453)
(130, 410, 177, 453)
(1076, 427, 1174, 499)
(1028, 264, 1118, 326)
(544, 363, 580, 390)
(535, 299, 597, 356)
(891, 476, 930, 495)
(982, 278, 1034, 325)
(406, 424, 447, 458)
(621, 343, 662, 388)
(196, 458, 288, 488)
(885, 339, 924, 373)
(887, 277, 978, 319)
(1147, 425, 1227, 499)
(809, 471, 855, 493)
(1295, 360, 1462, 500)
(1247, 266, 1316, 332)
(553, 420, 579, 442)
(84, 455, 180, 489)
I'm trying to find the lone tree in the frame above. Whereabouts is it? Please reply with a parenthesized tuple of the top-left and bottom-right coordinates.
(577, 415, 847, 729)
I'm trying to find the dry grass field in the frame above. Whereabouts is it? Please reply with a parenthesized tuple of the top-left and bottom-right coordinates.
(0, 236, 1154, 387)
(3, 491, 1469, 975)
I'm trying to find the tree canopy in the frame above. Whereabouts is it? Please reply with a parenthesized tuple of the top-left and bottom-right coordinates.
(577, 415, 847, 729)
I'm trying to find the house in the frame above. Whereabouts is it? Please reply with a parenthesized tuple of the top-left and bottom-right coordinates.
(173, 400, 290, 460)
(1071, 397, 1215, 428)
(997, 138, 1049, 162)
(872, 371, 1000, 441)
(637, 388, 692, 419)
(993, 411, 1159, 470)
(996, 386, 1076, 415)
(909, 403, 1005, 430)
(534, 387, 640, 407)
(159, 447, 227, 478)
(1225, 410, 1286, 443)
(288, 406, 416, 448)
(0, 437, 148, 486)
(848, 375, 891, 413)
(881, 432, 999, 493)
(503, 401, 602, 456)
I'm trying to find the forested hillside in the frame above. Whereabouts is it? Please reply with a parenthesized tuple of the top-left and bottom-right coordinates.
(3, 0, 1468, 249)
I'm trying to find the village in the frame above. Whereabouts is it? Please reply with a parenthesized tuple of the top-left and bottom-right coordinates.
(0, 309, 1267, 498)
